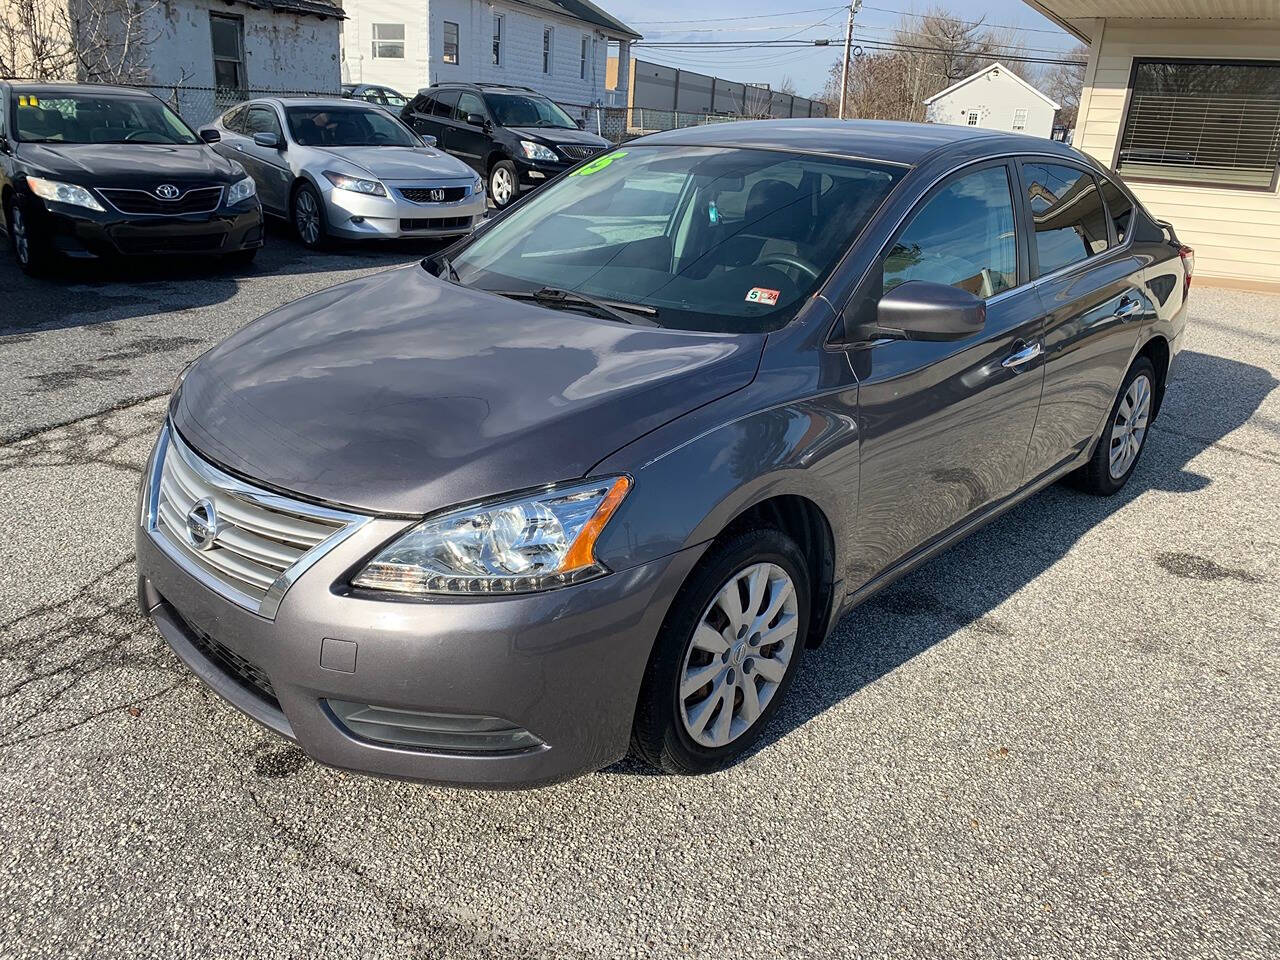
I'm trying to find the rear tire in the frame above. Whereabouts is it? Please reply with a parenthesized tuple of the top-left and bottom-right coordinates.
(488, 160, 518, 209)
(291, 183, 328, 249)
(1071, 356, 1156, 496)
(631, 528, 810, 775)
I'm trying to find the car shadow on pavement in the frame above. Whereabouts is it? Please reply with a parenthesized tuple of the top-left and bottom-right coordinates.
(604, 349, 1278, 777)
(0, 220, 454, 337)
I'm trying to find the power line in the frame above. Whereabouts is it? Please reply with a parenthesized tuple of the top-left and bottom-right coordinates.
(630, 6, 846, 25)
(859, 4, 1072, 35)
(634, 38, 1079, 66)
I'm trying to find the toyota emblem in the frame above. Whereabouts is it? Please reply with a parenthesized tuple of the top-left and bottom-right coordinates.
(155, 183, 181, 200)
(184, 497, 220, 551)
(430, 188, 445, 202)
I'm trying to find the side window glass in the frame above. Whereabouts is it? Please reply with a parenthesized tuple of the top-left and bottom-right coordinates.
(1098, 177, 1134, 244)
(432, 91, 457, 118)
(407, 94, 430, 114)
(222, 105, 245, 133)
(455, 92, 484, 121)
(883, 165, 1017, 298)
(1023, 162, 1110, 275)
(247, 106, 282, 138)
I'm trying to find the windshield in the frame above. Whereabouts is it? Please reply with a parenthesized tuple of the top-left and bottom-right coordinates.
(13, 93, 197, 145)
(449, 146, 903, 333)
(285, 105, 418, 147)
(483, 93, 577, 129)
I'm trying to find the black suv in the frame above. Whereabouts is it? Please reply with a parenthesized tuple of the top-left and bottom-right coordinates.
(401, 83, 609, 208)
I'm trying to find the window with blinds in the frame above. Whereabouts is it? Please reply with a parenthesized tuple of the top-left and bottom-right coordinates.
(1117, 59, 1280, 189)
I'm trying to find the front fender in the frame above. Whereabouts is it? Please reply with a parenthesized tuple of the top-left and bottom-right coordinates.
(590, 387, 859, 581)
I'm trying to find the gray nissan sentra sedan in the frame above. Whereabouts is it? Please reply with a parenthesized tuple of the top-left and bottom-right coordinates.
(137, 119, 1191, 788)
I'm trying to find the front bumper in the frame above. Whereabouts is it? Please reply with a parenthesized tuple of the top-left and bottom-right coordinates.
(33, 197, 264, 258)
(135, 434, 701, 788)
(322, 180, 486, 240)
(514, 156, 572, 191)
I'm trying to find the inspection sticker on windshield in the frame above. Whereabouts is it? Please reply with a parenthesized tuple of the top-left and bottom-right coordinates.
(745, 287, 780, 306)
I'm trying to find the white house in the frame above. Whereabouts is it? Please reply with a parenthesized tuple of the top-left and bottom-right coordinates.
(136, 0, 344, 122)
(923, 62, 1060, 139)
(339, 0, 640, 111)
(1022, 0, 1280, 291)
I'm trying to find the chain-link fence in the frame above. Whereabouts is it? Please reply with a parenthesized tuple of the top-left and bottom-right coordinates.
(129, 83, 793, 145)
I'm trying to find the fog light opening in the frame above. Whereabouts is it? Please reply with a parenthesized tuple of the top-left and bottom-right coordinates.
(326, 700, 543, 754)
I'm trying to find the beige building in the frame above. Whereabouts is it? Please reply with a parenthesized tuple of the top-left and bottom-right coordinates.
(1023, 1, 1280, 290)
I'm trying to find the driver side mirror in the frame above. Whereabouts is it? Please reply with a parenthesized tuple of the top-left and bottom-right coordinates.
(198, 127, 221, 144)
(418, 133, 438, 148)
(465, 113, 486, 128)
(853, 281, 986, 343)
(252, 131, 282, 150)
(575, 118, 585, 130)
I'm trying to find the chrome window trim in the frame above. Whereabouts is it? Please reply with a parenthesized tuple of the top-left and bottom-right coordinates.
(143, 423, 372, 620)
(824, 149, 1137, 342)
(99, 185, 225, 216)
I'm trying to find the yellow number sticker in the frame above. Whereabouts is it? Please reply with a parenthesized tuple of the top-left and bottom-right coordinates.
(570, 151, 627, 177)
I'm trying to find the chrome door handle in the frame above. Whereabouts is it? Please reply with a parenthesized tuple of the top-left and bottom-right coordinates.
(1002, 341, 1042, 369)
(1114, 298, 1142, 320)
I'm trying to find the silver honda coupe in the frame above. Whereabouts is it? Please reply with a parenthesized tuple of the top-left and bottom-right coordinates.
(201, 97, 485, 248)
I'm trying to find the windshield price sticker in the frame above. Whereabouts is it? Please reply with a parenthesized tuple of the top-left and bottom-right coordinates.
(570, 151, 627, 177)
(745, 287, 780, 306)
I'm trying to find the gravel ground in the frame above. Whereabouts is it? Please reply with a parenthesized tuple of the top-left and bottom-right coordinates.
(0, 258, 1277, 959)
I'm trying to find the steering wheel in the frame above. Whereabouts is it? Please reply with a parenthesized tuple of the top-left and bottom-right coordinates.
(756, 252, 820, 281)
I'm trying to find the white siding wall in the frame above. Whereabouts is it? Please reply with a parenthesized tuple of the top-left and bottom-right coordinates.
(145, 0, 340, 92)
(342, 0, 609, 110)
(1074, 18, 1280, 286)
(925, 69, 1057, 138)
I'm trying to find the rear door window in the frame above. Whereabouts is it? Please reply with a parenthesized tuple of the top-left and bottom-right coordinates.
(432, 90, 457, 118)
(883, 164, 1018, 298)
(1022, 161, 1111, 275)
(1098, 177, 1134, 244)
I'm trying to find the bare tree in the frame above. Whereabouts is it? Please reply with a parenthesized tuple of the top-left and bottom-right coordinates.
(1, 0, 161, 83)
(1040, 43, 1088, 130)
(743, 84, 772, 118)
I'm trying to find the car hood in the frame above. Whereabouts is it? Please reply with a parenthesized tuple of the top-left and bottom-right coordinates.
(18, 143, 237, 185)
(314, 145, 473, 181)
(172, 266, 764, 515)
(509, 126, 610, 148)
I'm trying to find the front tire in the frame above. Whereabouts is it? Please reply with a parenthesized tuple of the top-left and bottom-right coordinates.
(291, 183, 328, 249)
(488, 160, 518, 209)
(631, 528, 810, 775)
(7, 198, 48, 276)
(1072, 356, 1156, 495)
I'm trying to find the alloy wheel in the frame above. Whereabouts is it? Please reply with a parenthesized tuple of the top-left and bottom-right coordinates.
(10, 205, 29, 266)
(295, 190, 321, 246)
(678, 562, 799, 749)
(491, 167, 514, 206)
(1109, 373, 1152, 479)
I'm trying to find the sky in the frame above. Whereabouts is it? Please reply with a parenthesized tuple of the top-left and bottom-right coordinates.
(605, 0, 1079, 100)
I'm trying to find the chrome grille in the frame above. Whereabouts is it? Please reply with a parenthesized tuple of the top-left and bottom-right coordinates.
(100, 186, 224, 215)
(144, 425, 369, 618)
(558, 144, 602, 160)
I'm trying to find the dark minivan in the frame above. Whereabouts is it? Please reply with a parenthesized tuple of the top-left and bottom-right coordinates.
(0, 82, 263, 275)
(401, 82, 608, 207)
(137, 120, 1191, 789)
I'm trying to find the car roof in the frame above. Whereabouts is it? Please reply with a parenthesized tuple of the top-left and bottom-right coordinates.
(423, 82, 540, 94)
(257, 97, 363, 108)
(635, 118, 1084, 168)
(4, 81, 157, 99)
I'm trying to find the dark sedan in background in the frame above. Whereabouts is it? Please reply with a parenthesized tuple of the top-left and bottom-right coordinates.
(0, 82, 263, 276)
(136, 119, 1191, 789)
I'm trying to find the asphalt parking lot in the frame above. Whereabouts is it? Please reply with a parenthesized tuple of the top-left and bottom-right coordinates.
(1, 233, 1277, 959)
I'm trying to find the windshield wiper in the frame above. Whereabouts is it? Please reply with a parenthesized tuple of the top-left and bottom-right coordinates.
(491, 288, 660, 326)
(434, 255, 461, 283)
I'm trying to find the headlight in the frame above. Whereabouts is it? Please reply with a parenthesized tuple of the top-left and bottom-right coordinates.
(519, 140, 558, 162)
(353, 476, 631, 596)
(323, 170, 386, 196)
(26, 176, 104, 212)
(473, 175, 484, 194)
(226, 175, 256, 205)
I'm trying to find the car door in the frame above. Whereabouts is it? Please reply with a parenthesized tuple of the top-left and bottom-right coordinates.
(241, 104, 291, 215)
(842, 159, 1047, 591)
(1018, 159, 1151, 481)
(449, 91, 490, 174)
(403, 93, 436, 138)
(213, 103, 253, 173)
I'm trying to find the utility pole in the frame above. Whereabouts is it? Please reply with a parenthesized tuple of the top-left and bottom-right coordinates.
(838, 0, 862, 120)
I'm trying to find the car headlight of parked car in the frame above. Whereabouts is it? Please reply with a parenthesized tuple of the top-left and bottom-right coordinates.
(26, 176, 104, 212)
(519, 141, 558, 162)
(353, 476, 631, 596)
(323, 170, 387, 196)
(226, 176, 256, 205)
